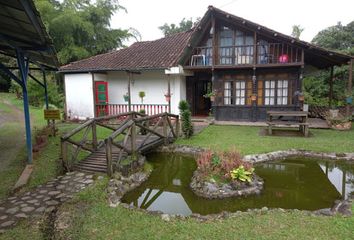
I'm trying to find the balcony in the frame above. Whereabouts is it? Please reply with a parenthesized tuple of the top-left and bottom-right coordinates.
(188, 43, 302, 67)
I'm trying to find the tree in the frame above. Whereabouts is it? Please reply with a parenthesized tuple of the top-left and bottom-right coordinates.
(303, 21, 354, 107)
(291, 25, 304, 39)
(159, 18, 197, 37)
(34, 0, 136, 65)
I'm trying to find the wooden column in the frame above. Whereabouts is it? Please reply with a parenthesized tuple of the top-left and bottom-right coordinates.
(329, 66, 334, 107)
(163, 115, 168, 145)
(92, 121, 97, 151)
(211, 14, 216, 67)
(105, 138, 113, 176)
(60, 138, 68, 171)
(346, 59, 353, 117)
(128, 72, 132, 112)
(167, 74, 171, 113)
(130, 123, 137, 154)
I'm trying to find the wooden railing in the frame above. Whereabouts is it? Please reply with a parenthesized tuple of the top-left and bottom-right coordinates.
(96, 103, 169, 116)
(105, 112, 179, 176)
(61, 112, 179, 176)
(189, 43, 302, 66)
(60, 112, 144, 172)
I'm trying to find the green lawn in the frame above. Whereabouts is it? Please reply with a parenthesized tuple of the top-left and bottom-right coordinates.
(177, 125, 354, 155)
(4, 178, 350, 240)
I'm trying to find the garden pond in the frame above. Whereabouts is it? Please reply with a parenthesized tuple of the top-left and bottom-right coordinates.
(122, 153, 354, 216)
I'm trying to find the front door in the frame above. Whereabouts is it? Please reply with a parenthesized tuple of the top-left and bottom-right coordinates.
(95, 81, 108, 116)
(193, 80, 212, 116)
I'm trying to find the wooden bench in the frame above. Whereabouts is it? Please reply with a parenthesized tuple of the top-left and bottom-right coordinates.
(266, 121, 309, 137)
(267, 111, 309, 137)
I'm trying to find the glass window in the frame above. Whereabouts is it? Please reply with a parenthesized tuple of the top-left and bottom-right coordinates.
(235, 81, 246, 105)
(264, 80, 288, 105)
(224, 81, 232, 105)
(277, 80, 288, 105)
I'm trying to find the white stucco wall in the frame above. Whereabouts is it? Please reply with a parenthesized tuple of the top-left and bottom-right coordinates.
(107, 70, 186, 114)
(63, 70, 187, 118)
(64, 73, 94, 119)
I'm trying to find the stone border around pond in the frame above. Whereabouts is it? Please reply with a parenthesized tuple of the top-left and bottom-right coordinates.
(106, 145, 353, 220)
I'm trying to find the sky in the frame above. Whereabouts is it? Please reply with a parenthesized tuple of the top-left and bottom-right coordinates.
(111, 0, 354, 46)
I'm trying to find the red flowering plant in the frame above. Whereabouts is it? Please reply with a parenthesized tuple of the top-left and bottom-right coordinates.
(196, 149, 254, 183)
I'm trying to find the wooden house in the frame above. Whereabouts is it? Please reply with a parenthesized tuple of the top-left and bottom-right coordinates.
(60, 6, 353, 121)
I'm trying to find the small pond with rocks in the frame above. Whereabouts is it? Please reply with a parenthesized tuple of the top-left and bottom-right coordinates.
(121, 153, 354, 216)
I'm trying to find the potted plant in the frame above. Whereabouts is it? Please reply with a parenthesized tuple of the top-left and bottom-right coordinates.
(139, 91, 146, 104)
(123, 93, 129, 102)
(164, 92, 172, 102)
(203, 90, 216, 102)
(298, 92, 305, 102)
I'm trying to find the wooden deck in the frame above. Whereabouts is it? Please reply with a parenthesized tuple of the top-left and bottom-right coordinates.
(61, 112, 179, 175)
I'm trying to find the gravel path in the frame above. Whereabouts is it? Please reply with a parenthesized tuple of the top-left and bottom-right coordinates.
(0, 171, 96, 232)
(0, 98, 25, 172)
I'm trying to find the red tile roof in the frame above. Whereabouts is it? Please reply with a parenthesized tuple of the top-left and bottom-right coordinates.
(59, 30, 195, 72)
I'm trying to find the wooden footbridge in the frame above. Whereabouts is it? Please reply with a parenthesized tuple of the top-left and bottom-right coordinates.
(60, 112, 179, 176)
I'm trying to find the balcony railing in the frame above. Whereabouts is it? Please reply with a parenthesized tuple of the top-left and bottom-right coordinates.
(96, 103, 169, 116)
(189, 43, 302, 66)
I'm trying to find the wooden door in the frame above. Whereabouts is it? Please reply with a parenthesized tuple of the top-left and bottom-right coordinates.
(95, 81, 108, 116)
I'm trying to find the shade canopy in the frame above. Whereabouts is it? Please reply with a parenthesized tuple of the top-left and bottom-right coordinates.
(0, 0, 58, 69)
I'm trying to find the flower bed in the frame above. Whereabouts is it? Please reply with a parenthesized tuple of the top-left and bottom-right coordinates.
(190, 150, 264, 199)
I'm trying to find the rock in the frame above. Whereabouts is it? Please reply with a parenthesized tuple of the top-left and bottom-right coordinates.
(46, 200, 59, 206)
(0, 215, 8, 220)
(21, 206, 35, 212)
(15, 213, 28, 218)
(35, 207, 46, 213)
(0, 220, 15, 228)
(161, 214, 170, 222)
(48, 191, 61, 196)
(27, 199, 39, 204)
(205, 182, 218, 193)
(6, 207, 19, 214)
(261, 207, 268, 212)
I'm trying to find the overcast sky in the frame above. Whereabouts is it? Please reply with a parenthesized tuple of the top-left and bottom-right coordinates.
(111, 0, 353, 46)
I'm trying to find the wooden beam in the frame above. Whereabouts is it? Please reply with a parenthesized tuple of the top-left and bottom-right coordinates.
(329, 66, 334, 107)
(346, 59, 353, 117)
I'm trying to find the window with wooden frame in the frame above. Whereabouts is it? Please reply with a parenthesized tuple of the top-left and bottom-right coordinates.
(277, 80, 288, 105)
(219, 27, 233, 65)
(264, 80, 289, 105)
(224, 81, 233, 105)
(264, 80, 276, 105)
(235, 30, 254, 64)
(235, 81, 246, 105)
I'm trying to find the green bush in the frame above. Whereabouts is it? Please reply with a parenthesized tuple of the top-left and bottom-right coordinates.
(181, 108, 193, 138)
(9, 76, 63, 108)
(178, 100, 190, 113)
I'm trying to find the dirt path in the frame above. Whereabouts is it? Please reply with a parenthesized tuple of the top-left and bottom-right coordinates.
(0, 98, 25, 172)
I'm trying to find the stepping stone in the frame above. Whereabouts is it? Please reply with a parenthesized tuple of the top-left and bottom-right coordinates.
(0, 220, 15, 228)
(48, 191, 61, 196)
(21, 207, 35, 213)
(15, 213, 28, 219)
(7, 197, 16, 201)
(21, 196, 31, 201)
(39, 190, 48, 194)
(36, 195, 45, 199)
(20, 204, 28, 208)
(75, 172, 85, 177)
(0, 207, 5, 211)
(46, 200, 59, 206)
(60, 180, 68, 184)
(27, 199, 39, 204)
(35, 207, 45, 213)
(43, 197, 50, 202)
(45, 206, 55, 213)
(6, 207, 19, 214)
(85, 175, 93, 179)
(56, 185, 66, 190)
(0, 215, 8, 220)
(83, 179, 94, 184)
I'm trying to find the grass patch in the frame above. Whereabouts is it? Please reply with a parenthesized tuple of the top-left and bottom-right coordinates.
(177, 125, 354, 155)
(54, 179, 354, 240)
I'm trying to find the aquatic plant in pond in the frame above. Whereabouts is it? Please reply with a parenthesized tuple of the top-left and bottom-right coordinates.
(122, 153, 354, 215)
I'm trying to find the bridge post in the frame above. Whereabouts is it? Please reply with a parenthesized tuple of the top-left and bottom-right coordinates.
(175, 116, 180, 138)
(131, 122, 137, 155)
(92, 121, 97, 150)
(163, 114, 168, 145)
(105, 138, 113, 177)
(60, 137, 68, 171)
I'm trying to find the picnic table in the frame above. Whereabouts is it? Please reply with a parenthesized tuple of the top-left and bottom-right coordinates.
(266, 111, 309, 137)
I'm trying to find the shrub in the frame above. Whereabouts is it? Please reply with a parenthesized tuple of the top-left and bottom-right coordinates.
(196, 149, 254, 182)
(178, 100, 189, 113)
(181, 109, 193, 138)
(178, 100, 193, 138)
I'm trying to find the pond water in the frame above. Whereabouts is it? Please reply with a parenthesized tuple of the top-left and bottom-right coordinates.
(122, 153, 354, 216)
